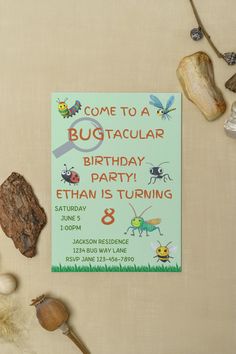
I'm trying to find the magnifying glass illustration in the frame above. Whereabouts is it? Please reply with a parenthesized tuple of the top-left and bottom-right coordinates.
(52, 117, 104, 158)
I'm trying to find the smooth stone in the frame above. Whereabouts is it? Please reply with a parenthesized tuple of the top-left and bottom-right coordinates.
(225, 73, 236, 93)
(177, 51, 226, 121)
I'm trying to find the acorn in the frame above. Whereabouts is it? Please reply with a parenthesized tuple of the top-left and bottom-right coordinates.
(31, 295, 89, 354)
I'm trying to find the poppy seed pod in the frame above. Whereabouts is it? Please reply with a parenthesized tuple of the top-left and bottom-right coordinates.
(31, 294, 89, 354)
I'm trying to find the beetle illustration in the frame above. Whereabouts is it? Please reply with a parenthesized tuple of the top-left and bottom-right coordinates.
(124, 204, 163, 237)
(147, 162, 172, 185)
(61, 164, 80, 184)
(149, 94, 176, 119)
(152, 241, 175, 263)
(57, 98, 81, 118)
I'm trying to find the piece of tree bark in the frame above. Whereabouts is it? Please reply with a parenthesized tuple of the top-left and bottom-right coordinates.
(225, 73, 236, 93)
(0, 172, 47, 257)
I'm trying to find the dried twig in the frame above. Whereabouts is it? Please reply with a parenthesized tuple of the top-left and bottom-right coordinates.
(189, 0, 224, 59)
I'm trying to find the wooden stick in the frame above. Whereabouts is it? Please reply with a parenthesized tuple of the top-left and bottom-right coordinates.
(189, 0, 224, 59)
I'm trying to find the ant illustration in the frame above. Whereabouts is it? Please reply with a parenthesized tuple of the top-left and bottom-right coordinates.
(147, 162, 172, 185)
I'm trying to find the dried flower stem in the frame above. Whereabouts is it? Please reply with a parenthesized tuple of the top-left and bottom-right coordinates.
(60, 323, 90, 354)
(65, 329, 90, 354)
(189, 0, 224, 59)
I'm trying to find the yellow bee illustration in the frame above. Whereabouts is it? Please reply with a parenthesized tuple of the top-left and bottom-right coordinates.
(153, 241, 174, 263)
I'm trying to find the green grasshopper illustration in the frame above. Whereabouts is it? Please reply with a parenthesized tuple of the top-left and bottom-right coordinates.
(124, 203, 163, 237)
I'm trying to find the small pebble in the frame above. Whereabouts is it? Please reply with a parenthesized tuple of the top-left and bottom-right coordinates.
(224, 52, 236, 65)
(190, 27, 203, 41)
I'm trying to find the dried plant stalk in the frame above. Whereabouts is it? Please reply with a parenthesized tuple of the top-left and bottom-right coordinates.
(189, 0, 224, 59)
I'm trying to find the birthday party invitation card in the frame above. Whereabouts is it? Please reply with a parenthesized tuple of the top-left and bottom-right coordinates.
(51, 93, 181, 272)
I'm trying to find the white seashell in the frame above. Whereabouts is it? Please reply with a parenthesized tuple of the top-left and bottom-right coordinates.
(0, 274, 17, 295)
(177, 51, 226, 121)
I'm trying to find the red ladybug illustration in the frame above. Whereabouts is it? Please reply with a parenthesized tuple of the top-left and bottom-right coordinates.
(61, 164, 80, 184)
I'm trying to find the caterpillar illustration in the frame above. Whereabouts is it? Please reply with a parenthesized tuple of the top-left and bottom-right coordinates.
(57, 98, 82, 118)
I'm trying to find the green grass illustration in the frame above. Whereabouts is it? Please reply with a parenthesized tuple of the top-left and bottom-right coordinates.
(51, 263, 181, 272)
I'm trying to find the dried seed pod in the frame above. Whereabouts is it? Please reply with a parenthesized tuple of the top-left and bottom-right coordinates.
(31, 295, 90, 354)
(31, 295, 68, 331)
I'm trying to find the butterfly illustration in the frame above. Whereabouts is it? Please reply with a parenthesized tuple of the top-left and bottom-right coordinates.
(149, 95, 176, 120)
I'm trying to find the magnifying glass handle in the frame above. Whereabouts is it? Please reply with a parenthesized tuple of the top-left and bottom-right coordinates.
(52, 140, 74, 158)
